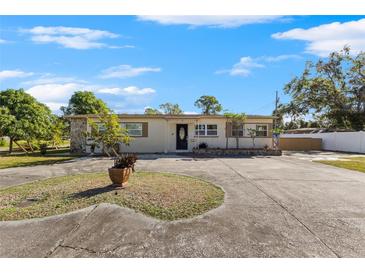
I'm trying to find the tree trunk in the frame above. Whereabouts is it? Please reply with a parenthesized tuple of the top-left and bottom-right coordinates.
(53, 141, 59, 150)
(27, 141, 34, 153)
(14, 140, 28, 154)
(111, 146, 119, 157)
(102, 143, 111, 157)
(9, 137, 13, 154)
(236, 137, 239, 149)
(225, 137, 228, 149)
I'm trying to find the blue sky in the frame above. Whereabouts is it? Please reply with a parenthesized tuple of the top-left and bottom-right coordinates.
(1, 15, 365, 115)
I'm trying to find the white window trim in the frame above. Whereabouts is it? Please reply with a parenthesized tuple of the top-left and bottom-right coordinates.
(195, 124, 218, 136)
(255, 124, 268, 137)
(96, 123, 106, 133)
(121, 122, 143, 137)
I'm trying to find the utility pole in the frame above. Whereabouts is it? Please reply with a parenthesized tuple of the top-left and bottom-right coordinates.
(273, 90, 280, 150)
(274, 90, 279, 130)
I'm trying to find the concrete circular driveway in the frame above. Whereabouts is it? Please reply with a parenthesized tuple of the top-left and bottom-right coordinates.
(1, 154, 365, 257)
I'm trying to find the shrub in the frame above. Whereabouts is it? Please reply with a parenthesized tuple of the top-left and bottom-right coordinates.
(198, 142, 208, 149)
(0, 137, 8, 147)
(112, 154, 137, 171)
(40, 143, 47, 155)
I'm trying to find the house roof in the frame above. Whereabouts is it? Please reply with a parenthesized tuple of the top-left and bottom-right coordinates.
(65, 113, 277, 120)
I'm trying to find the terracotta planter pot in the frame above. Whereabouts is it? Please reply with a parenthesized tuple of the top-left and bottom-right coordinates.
(108, 167, 132, 188)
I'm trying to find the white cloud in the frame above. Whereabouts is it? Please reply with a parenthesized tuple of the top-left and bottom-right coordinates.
(272, 18, 365, 56)
(111, 94, 156, 113)
(45, 102, 66, 112)
(216, 57, 264, 77)
(97, 86, 156, 95)
(22, 74, 87, 86)
(258, 54, 302, 62)
(0, 69, 34, 80)
(99, 65, 161, 79)
(137, 16, 284, 28)
(108, 45, 135, 49)
(25, 82, 97, 112)
(22, 26, 123, 49)
(25, 81, 157, 113)
(216, 54, 302, 77)
(26, 83, 83, 103)
(0, 39, 9, 44)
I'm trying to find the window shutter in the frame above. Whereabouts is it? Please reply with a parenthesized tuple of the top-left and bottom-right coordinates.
(142, 122, 148, 137)
(226, 122, 232, 137)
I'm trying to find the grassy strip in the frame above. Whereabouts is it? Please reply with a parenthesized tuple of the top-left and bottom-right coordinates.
(316, 157, 365, 173)
(0, 139, 70, 150)
(0, 172, 224, 221)
(0, 153, 75, 169)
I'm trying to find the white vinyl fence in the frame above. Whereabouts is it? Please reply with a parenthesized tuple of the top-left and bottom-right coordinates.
(281, 131, 365, 153)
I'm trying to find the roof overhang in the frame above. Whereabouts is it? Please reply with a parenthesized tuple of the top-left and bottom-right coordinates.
(65, 114, 277, 120)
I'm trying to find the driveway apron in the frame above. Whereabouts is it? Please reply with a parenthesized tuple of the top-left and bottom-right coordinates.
(1, 155, 365, 257)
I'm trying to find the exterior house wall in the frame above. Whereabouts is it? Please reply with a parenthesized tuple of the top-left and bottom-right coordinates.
(85, 117, 167, 154)
(118, 118, 167, 153)
(167, 118, 226, 152)
(226, 120, 273, 149)
(167, 118, 273, 151)
(227, 138, 272, 149)
(70, 115, 274, 154)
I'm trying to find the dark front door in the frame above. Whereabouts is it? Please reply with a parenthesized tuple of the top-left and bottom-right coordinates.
(176, 124, 188, 150)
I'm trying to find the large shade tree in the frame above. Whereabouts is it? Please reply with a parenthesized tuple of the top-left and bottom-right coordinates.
(159, 103, 183, 115)
(61, 91, 109, 115)
(0, 89, 54, 153)
(194, 95, 222, 115)
(144, 107, 161, 115)
(282, 47, 365, 130)
(49, 115, 67, 149)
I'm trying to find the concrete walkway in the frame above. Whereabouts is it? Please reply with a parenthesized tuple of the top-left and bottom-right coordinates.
(283, 150, 365, 161)
(1, 155, 365, 257)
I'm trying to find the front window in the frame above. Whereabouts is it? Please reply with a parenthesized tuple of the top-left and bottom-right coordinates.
(96, 123, 106, 133)
(195, 124, 206, 136)
(121, 122, 143, 136)
(232, 124, 244, 137)
(207, 124, 218, 136)
(195, 124, 218, 136)
(256, 125, 268, 137)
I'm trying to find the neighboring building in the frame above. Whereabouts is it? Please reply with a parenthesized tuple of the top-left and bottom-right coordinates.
(284, 128, 322, 134)
(67, 114, 275, 154)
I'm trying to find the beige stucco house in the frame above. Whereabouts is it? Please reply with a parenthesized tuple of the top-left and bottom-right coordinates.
(68, 114, 275, 154)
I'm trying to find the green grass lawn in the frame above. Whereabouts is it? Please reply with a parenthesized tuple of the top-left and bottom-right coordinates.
(316, 157, 365, 173)
(0, 139, 70, 151)
(0, 172, 224, 221)
(0, 148, 76, 169)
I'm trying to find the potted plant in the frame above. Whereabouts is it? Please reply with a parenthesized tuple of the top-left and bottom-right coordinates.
(108, 154, 137, 189)
(198, 142, 208, 149)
